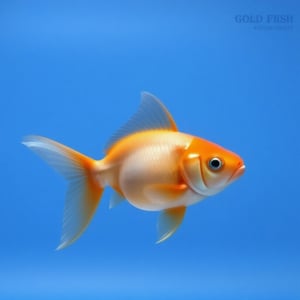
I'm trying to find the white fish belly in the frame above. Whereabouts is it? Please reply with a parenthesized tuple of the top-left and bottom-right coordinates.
(119, 143, 203, 211)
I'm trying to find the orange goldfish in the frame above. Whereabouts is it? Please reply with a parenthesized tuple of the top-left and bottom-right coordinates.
(23, 92, 245, 249)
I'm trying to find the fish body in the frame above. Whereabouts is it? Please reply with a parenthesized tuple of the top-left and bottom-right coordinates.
(97, 131, 195, 211)
(23, 92, 245, 249)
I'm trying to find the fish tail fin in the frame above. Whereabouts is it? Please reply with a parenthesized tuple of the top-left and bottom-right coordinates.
(22, 135, 104, 250)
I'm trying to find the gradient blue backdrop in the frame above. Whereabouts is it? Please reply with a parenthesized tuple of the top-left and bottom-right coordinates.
(1, 1, 299, 299)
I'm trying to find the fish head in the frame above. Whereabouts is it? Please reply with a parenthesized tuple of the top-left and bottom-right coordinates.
(181, 137, 245, 196)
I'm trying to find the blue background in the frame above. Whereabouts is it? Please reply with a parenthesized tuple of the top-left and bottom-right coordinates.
(1, 1, 299, 299)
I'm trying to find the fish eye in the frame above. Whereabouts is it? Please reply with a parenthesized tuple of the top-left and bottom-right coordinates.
(208, 157, 223, 171)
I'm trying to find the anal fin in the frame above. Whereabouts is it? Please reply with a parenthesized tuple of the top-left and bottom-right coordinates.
(109, 190, 126, 209)
(156, 206, 186, 244)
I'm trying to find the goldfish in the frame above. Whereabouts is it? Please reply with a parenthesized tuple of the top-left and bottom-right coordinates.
(23, 92, 245, 249)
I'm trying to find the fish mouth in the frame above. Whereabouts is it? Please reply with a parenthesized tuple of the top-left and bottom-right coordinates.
(228, 165, 246, 183)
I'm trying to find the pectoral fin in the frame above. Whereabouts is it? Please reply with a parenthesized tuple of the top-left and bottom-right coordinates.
(156, 206, 186, 243)
(145, 183, 188, 203)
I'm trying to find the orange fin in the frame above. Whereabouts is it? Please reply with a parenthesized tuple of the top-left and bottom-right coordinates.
(145, 183, 188, 203)
(105, 92, 178, 153)
(22, 135, 103, 250)
(157, 206, 186, 243)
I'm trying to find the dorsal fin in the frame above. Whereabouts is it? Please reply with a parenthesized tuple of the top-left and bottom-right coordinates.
(105, 92, 178, 153)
